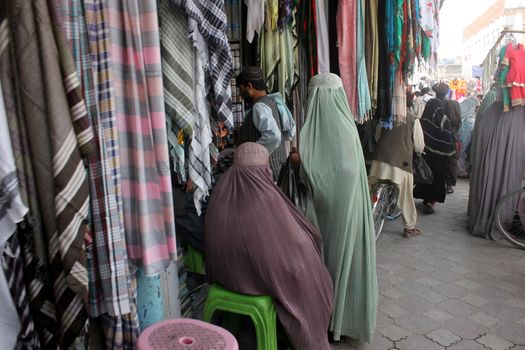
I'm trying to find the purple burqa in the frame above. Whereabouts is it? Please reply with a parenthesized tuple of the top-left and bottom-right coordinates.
(205, 143, 333, 350)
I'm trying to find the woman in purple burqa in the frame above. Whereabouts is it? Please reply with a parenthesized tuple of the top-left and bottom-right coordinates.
(205, 142, 334, 350)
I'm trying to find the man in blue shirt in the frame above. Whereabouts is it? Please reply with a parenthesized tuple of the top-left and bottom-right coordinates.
(236, 67, 295, 179)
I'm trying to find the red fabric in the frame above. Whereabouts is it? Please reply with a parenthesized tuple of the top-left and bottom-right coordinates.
(506, 43, 525, 107)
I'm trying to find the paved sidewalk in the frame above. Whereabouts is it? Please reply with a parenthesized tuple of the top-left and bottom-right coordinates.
(332, 180, 525, 350)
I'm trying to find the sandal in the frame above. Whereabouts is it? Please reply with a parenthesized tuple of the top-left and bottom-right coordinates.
(423, 203, 435, 214)
(403, 228, 422, 238)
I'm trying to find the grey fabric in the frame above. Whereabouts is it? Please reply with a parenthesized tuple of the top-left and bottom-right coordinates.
(468, 104, 525, 238)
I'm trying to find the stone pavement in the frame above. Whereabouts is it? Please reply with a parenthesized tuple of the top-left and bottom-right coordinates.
(332, 180, 525, 350)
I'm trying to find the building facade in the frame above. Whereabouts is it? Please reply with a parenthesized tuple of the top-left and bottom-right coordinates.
(463, 0, 525, 78)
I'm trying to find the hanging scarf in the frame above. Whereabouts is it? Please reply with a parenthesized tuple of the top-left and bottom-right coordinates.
(176, 0, 234, 129)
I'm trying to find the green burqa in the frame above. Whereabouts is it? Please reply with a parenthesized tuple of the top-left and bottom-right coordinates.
(300, 73, 378, 342)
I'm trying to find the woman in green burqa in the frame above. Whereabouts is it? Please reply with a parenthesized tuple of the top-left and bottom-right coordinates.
(299, 73, 378, 342)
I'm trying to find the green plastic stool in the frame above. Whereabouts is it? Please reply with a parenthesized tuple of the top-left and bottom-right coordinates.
(183, 245, 205, 274)
(204, 284, 278, 350)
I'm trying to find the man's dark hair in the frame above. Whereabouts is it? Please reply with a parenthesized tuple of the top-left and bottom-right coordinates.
(236, 66, 266, 91)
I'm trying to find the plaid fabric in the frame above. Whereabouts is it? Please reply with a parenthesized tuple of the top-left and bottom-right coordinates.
(107, 0, 177, 274)
(177, 0, 234, 129)
(100, 272, 140, 350)
(58, 0, 131, 318)
(7, 0, 91, 347)
(298, 0, 318, 79)
(1, 233, 41, 349)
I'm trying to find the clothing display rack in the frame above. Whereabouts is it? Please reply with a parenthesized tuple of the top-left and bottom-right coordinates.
(482, 29, 525, 92)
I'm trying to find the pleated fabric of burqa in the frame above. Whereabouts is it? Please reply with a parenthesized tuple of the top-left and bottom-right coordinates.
(468, 103, 525, 238)
(300, 73, 378, 342)
(205, 143, 334, 350)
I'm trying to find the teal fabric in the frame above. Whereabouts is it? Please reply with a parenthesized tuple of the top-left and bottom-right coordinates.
(299, 73, 378, 342)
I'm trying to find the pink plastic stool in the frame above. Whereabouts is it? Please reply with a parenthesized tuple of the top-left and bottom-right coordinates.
(137, 318, 238, 350)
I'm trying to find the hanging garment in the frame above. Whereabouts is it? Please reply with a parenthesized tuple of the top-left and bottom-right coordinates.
(190, 39, 214, 215)
(259, 3, 298, 97)
(160, 0, 213, 215)
(0, 246, 21, 350)
(108, 0, 176, 274)
(205, 143, 333, 350)
(7, 0, 95, 347)
(316, 0, 330, 73)
(356, 0, 371, 121)
(245, 0, 264, 43)
(419, 0, 435, 37)
(55, 0, 132, 319)
(300, 74, 377, 342)
(0, 7, 59, 346)
(337, 0, 358, 116)
(0, 87, 35, 350)
(278, 0, 295, 29)
(393, 0, 404, 72)
(392, 71, 407, 124)
(376, 1, 393, 124)
(402, 0, 415, 79)
(505, 43, 525, 107)
(276, 15, 299, 97)
(411, 0, 421, 60)
(468, 104, 525, 238)
(0, 82, 27, 237)
(177, 0, 234, 129)
(160, 0, 196, 137)
(298, 0, 318, 78)
(2, 234, 41, 349)
(365, 0, 379, 110)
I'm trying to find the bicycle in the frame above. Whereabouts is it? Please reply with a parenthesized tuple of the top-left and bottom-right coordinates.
(369, 180, 401, 240)
(495, 181, 525, 249)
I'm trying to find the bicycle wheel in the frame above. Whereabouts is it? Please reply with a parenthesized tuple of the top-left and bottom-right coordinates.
(495, 189, 525, 249)
(371, 184, 390, 240)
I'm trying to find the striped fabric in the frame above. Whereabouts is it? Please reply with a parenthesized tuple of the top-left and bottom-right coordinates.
(1, 234, 41, 349)
(177, 0, 234, 129)
(7, 0, 91, 347)
(59, 0, 132, 318)
(50, 6, 97, 157)
(0, 10, 59, 347)
(107, 0, 177, 274)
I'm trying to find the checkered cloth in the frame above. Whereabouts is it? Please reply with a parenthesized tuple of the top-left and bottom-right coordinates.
(60, 0, 132, 318)
(176, 0, 234, 129)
